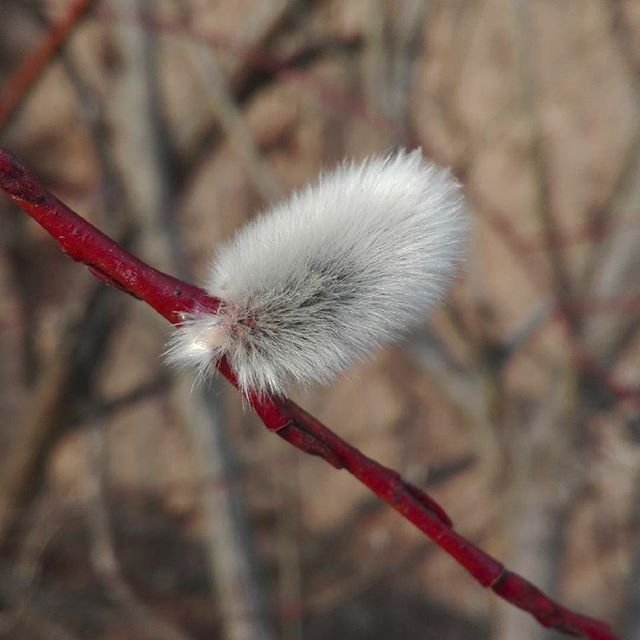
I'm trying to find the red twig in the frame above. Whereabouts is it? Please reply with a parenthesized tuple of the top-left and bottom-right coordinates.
(0, 147, 619, 640)
(0, 0, 95, 132)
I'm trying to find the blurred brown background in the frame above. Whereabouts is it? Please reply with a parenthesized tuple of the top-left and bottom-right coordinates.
(0, 1, 639, 639)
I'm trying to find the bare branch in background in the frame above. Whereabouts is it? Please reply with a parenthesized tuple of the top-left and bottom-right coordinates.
(180, 30, 283, 203)
(83, 419, 193, 640)
(0, 282, 125, 548)
(108, 5, 276, 638)
(173, 378, 275, 640)
(0, 0, 96, 134)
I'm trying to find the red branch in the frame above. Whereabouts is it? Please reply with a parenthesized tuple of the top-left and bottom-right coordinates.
(0, 147, 619, 640)
(0, 0, 95, 132)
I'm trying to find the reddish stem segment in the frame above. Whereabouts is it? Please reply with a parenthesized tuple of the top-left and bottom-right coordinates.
(0, 147, 620, 640)
(0, 0, 96, 131)
(0, 148, 213, 321)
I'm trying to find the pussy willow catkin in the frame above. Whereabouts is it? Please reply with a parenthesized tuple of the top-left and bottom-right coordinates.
(166, 149, 469, 396)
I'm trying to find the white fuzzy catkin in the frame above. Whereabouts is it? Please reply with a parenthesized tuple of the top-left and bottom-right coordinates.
(166, 149, 469, 396)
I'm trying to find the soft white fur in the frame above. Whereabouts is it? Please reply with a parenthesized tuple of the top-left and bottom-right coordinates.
(166, 149, 469, 396)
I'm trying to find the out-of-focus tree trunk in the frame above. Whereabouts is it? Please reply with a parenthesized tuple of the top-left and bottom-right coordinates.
(109, 3, 275, 638)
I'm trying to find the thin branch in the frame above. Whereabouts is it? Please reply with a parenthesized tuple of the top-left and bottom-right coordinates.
(468, 190, 640, 413)
(0, 281, 125, 547)
(84, 419, 193, 640)
(0, 146, 620, 640)
(0, 0, 96, 133)
(179, 31, 283, 203)
(510, 0, 574, 315)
